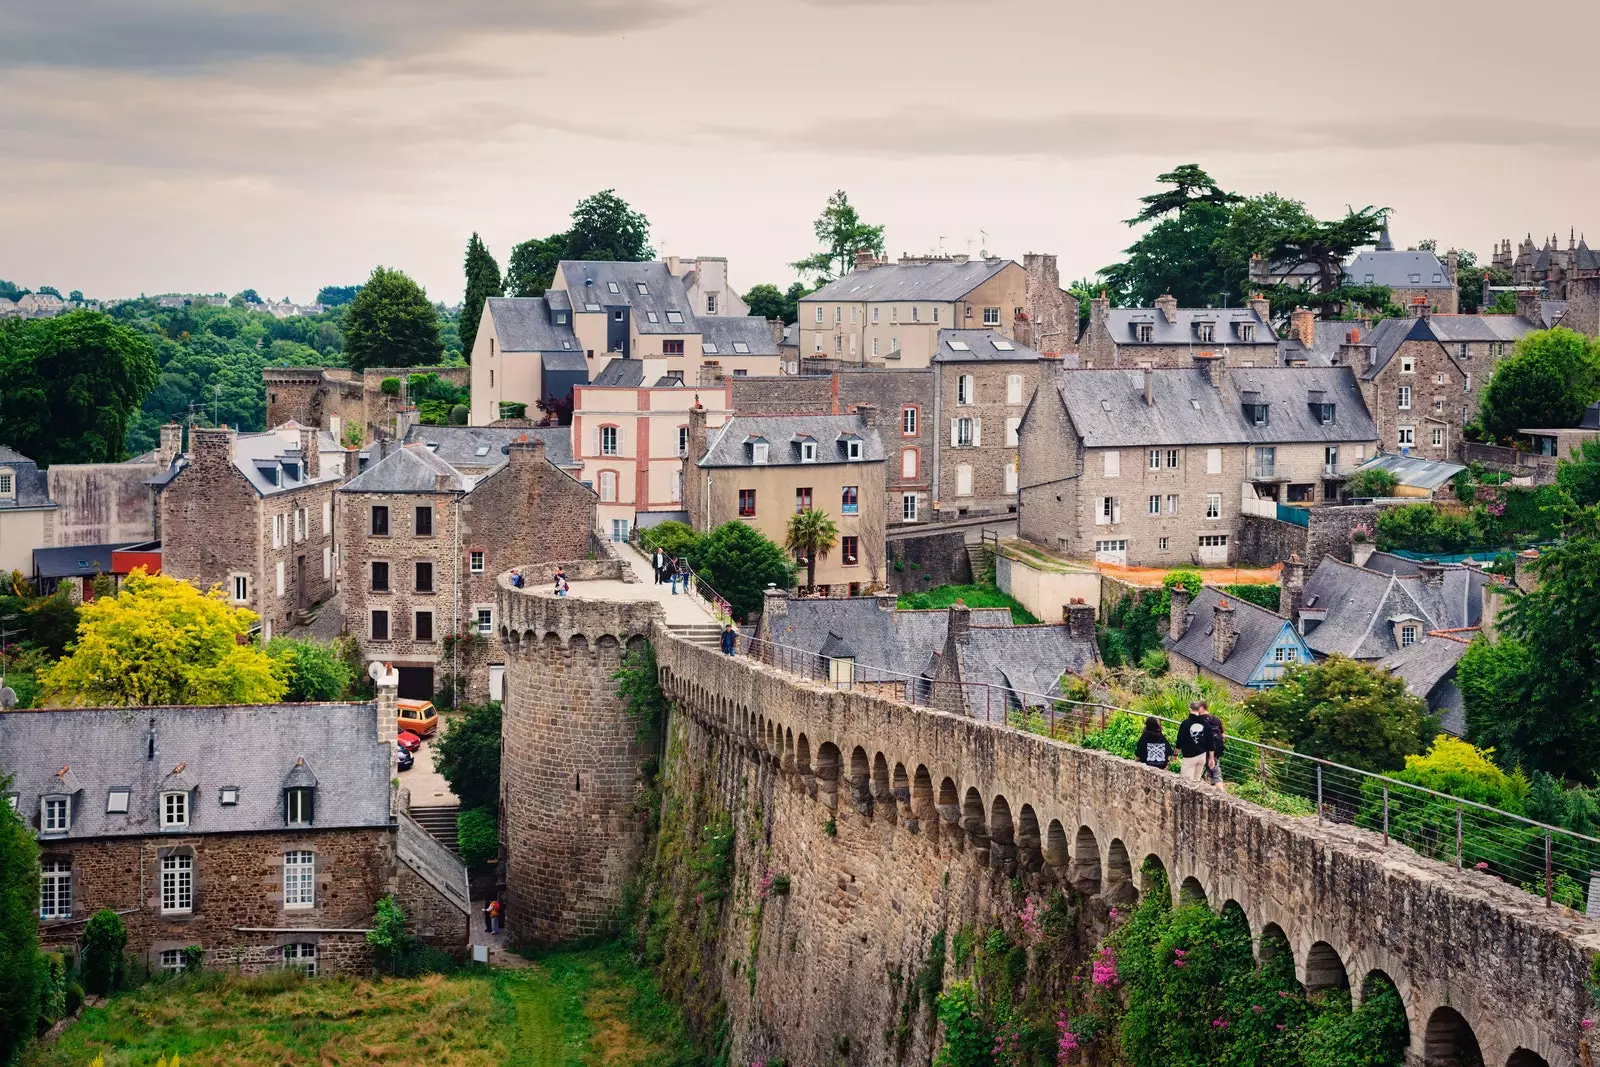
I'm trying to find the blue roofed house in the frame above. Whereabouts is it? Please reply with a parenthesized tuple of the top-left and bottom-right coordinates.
(1164, 585, 1312, 696)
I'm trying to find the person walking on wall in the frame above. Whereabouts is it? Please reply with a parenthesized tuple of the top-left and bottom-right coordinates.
(652, 547, 665, 584)
(720, 623, 737, 656)
(510, 568, 524, 588)
(1203, 710, 1226, 786)
(669, 557, 679, 594)
(1176, 702, 1212, 781)
(1134, 716, 1173, 770)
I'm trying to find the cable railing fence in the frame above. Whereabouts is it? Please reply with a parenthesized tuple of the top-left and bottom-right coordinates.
(633, 527, 733, 621)
(737, 632, 1600, 914)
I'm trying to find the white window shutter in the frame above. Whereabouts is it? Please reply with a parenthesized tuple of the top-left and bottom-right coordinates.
(1112, 498, 1122, 524)
(950, 419, 959, 447)
(972, 418, 981, 447)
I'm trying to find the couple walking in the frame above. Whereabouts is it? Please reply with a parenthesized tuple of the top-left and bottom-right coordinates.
(650, 547, 688, 593)
(1135, 701, 1226, 785)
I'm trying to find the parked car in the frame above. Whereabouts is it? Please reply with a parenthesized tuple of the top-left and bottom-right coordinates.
(396, 742, 414, 771)
(396, 699, 439, 738)
(397, 730, 423, 754)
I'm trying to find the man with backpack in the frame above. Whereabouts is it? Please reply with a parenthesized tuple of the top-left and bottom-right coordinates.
(1176, 702, 1214, 782)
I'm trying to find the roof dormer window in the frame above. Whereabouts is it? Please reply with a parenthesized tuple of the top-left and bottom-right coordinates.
(554, 310, 568, 324)
(161, 790, 188, 829)
(1196, 323, 1214, 343)
(0, 470, 13, 498)
(800, 440, 817, 462)
(1135, 323, 1153, 342)
(41, 795, 70, 835)
(1237, 323, 1256, 342)
(751, 440, 769, 464)
(285, 787, 314, 827)
(845, 437, 863, 461)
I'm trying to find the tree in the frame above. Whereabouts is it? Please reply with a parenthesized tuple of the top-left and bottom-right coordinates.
(0, 311, 158, 465)
(455, 808, 498, 868)
(78, 909, 126, 996)
(1102, 165, 1239, 308)
(1212, 192, 1315, 300)
(743, 283, 788, 322)
(459, 233, 503, 363)
(40, 569, 286, 707)
(68, 290, 83, 303)
(0, 280, 25, 301)
(234, 289, 262, 305)
(315, 284, 361, 307)
(1125, 163, 1241, 225)
(1557, 438, 1600, 506)
(1478, 328, 1600, 441)
(366, 895, 409, 975)
(785, 507, 839, 591)
(341, 266, 443, 371)
(1253, 204, 1389, 316)
(689, 521, 796, 622)
(0, 774, 42, 1066)
(433, 700, 502, 811)
(791, 190, 885, 284)
(1244, 654, 1436, 772)
(36, 286, 62, 298)
(505, 235, 566, 297)
(565, 189, 653, 262)
(265, 637, 354, 701)
(1343, 466, 1399, 499)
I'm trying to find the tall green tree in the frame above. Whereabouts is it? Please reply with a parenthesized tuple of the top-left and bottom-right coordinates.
(565, 189, 653, 262)
(1478, 328, 1600, 441)
(0, 773, 42, 1066)
(341, 266, 443, 372)
(1101, 165, 1240, 308)
(265, 637, 355, 701)
(1255, 204, 1390, 303)
(505, 235, 566, 297)
(433, 700, 502, 811)
(689, 521, 796, 622)
(0, 310, 158, 464)
(459, 233, 503, 362)
(743, 282, 813, 325)
(315, 284, 362, 307)
(1244, 654, 1436, 772)
(785, 507, 839, 591)
(791, 190, 885, 284)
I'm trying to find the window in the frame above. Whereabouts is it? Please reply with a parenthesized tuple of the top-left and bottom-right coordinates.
(911, 305, 919, 322)
(1197, 323, 1214, 343)
(983, 307, 1000, 326)
(1401, 625, 1418, 647)
(476, 608, 492, 634)
(414, 506, 433, 537)
(159, 949, 185, 973)
(1198, 534, 1228, 548)
(293, 509, 304, 542)
(285, 788, 313, 827)
(795, 487, 812, 512)
(414, 561, 433, 593)
(902, 449, 918, 480)
(800, 440, 817, 462)
(957, 374, 974, 405)
(1158, 537, 1170, 550)
(272, 514, 284, 549)
(1409, 273, 1421, 284)
(232, 575, 248, 602)
(1149, 494, 1161, 515)
(405, 606, 431, 643)
(1005, 417, 1020, 447)
(598, 471, 617, 502)
(732, 342, 749, 354)
(663, 339, 684, 355)
(872, 338, 880, 356)
(738, 489, 756, 517)
(0, 473, 11, 496)
(1401, 356, 1415, 374)
(161, 854, 193, 913)
(600, 426, 618, 455)
(42, 797, 69, 834)
(219, 787, 238, 806)
(162, 791, 188, 828)
(1238, 324, 1256, 342)
(370, 506, 389, 536)
(1148, 449, 1161, 470)
(1205, 448, 1222, 475)
(39, 859, 70, 919)
(1397, 385, 1411, 410)
(903, 493, 919, 521)
(107, 788, 129, 813)
(841, 486, 859, 514)
(834, 306, 842, 324)
(751, 441, 769, 464)
(846, 438, 863, 461)
(1273, 646, 1299, 663)
(1432, 427, 1444, 448)
(1398, 426, 1415, 447)
(902, 407, 917, 436)
(841, 536, 859, 565)
(1103, 450, 1120, 477)
(606, 281, 620, 294)
(370, 561, 389, 592)
(815, 306, 823, 323)
(955, 418, 973, 447)
(1096, 496, 1120, 525)
(1094, 539, 1128, 557)
(283, 942, 317, 975)
(371, 609, 389, 641)
(1206, 493, 1221, 519)
(665, 311, 684, 324)
(322, 500, 331, 536)
(469, 551, 484, 573)
(635, 281, 649, 295)
(1166, 450, 1179, 468)
(1166, 493, 1179, 515)
(677, 426, 690, 457)
(1134, 323, 1153, 342)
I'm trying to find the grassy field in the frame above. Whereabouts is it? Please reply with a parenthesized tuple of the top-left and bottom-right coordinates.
(898, 583, 1038, 624)
(26, 945, 699, 1067)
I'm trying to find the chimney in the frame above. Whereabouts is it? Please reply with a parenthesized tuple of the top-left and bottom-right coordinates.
(1336, 330, 1371, 369)
(394, 406, 417, 441)
(1212, 597, 1238, 664)
(759, 586, 790, 645)
(189, 426, 236, 470)
(687, 401, 709, 462)
(854, 249, 881, 271)
(854, 402, 876, 428)
(1154, 293, 1178, 325)
(372, 661, 399, 747)
(1445, 249, 1459, 285)
(1289, 307, 1316, 349)
(1516, 288, 1543, 324)
(664, 255, 681, 275)
(1142, 367, 1154, 407)
(1090, 291, 1110, 340)
(1064, 598, 1095, 641)
(1250, 293, 1272, 324)
(1193, 352, 1225, 388)
(949, 600, 971, 646)
(1418, 563, 1445, 588)
(299, 426, 320, 479)
(1409, 297, 1430, 319)
(1279, 554, 1307, 621)
(1169, 584, 1191, 639)
(156, 422, 184, 468)
(1514, 548, 1541, 593)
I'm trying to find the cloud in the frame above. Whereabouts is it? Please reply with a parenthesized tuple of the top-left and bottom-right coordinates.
(0, 0, 700, 73)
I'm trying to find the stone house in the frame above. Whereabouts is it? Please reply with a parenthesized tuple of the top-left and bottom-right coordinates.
(0, 683, 469, 976)
(400, 423, 577, 477)
(797, 254, 1078, 369)
(1345, 316, 1472, 461)
(0, 446, 58, 575)
(1017, 363, 1377, 567)
(684, 407, 887, 595)
(1493, 231, 1600, 336)
(929, 601, 1099, 721)
(1344, 245, 1458, 315)
(339, 437, 595, 702)
(155, 424, 345, 641)
(932, 329, 1050, 518)
(1164, 585, 1312, 696)
(265, 367, 471, 448)
(1079, 293, 1279, 369)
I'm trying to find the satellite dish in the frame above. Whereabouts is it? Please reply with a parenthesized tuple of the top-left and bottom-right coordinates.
(0, 687, 17, 709)
(367, 661, 388, 683)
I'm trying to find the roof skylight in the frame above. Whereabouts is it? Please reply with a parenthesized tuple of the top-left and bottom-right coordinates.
(948, 340, 970, 351)
(992, 340, 1014, 350)
(666, 311, 684, 324)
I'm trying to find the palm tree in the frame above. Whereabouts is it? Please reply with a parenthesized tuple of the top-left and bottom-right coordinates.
(785, 508, 839, 592)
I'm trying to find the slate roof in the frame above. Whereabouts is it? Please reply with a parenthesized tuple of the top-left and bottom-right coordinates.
(1345, 249, 1453, 290)
(178, 425, 343, 498)
(401, 424, 575, 471)
(1279, 319, 1360, 367)
(1426, 315, 1538, 344)
(1165, 586, 1291, 687)
(1052, 366, 1374, 448)
(484, 296, 581, 353)
(559, 261, 693, 333)
(1380, 635, 1469, 735)
(0, 703, 393, 840)
(697, 414, 885, 467)
(1356, 452, 1465, 491)
(1538, 300, 1568, 328)
(1100, 306, 1276, 347)
(699, 315, 779, 357)
(542, 350, 589, 374)
(804, 259, 1012, 303)
(1354, 316, 1429, 379)
(0, 447, 55, 510)
(953, 625, 1098, 719)
(1298, 556, 1483, 660)
(340, 442, 471, 494)
(591, 359, 648, 388)
(33, 543, 141, 579)
(933, 329, 1042, 363)
(760, 596, 1011, 681)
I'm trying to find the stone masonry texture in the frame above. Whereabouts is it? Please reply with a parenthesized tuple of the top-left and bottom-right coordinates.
(499, 582, 1600, 1067)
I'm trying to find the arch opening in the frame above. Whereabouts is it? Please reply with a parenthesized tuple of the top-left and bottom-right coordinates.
(1507, 1051, 1550, 1067)
(1178, 876, 1208, 906)
(1423, 1006, 1483, 1067)
(872, 752, 892, 804)
(910, 765, 932, 823)
(1016, 805, 1043, 871)
(1139, 854, 1169, 900)
(962, 787, 988, 841)
(1104, 839, 1135, 903)
(937, 777, 960, 825)
(1070, 826, 1101, 894)
(795, 733, 813, 777)
(849, 746, 872, 813)
(1044, 819, 1069, 867)
(989, 795, 1014, 845)
(815, 742, 841, 810)
(1304, 941, 1350, 994)
(1218, 901, 1254, 972)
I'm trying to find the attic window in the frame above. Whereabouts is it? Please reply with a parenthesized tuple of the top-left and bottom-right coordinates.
(846, 438, 863, 461)
(1134, 324, 1153, 342)
(751, 440, 769, 464)
(1364, 273, 1375, 284)
(801, 440, 817, 462)
(1190, 399, 1201, 410)
(732, 342, 750, 354)
(1432, 273, 1443, 284)
(106, 788, 130, 814)
(1100, 400, 1112, 412)
(562, 341, 572, 349)
(42, 796, 70, 834)
(218, 786, 239, 806)
(636, 282, 649, 295)
(607, 281, 620, 294)
(161, 791, 188, 829)
(1408, 273, 1421, 284)
(285, 787, 314, 827)
(1315, 403, 1335, 424)
(1196, 323, 1214, 343)
(702, 343, 718, 354)
(1237, 323, 1256, 342)
(0, 472, 12, 497)
(554, 311, 568, 324)
(992, 340, 1013, 351)
(948, 340, 971, 351)
(647, 311, 659, 323)
(666, 311, 684, 324)
(474, 445, 490, 457)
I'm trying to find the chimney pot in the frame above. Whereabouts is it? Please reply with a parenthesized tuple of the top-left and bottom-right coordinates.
(1169, 585, 1192, 639)
(1212, 595, 1239, 664)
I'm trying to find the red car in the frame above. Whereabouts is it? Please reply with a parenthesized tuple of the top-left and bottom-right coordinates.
(397, 730, 423, 754)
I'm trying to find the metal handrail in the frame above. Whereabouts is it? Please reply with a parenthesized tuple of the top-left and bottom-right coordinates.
(634, 527, 733, 621)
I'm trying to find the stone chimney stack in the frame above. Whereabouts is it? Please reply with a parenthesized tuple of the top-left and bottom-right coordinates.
(1090, 291, 1110, 340)
(1514, 548, 1541, 593)
(1154, 293, 1178, 325)
(1280, 554, 1307, 621)
(157, 422, 184, 468)
(949, 600, 971, 646)
(299, 426, 320, 479)
(854, 249, 882, 271)
(189, 426, 236, 471)
(1516, 288, 1543, 324)
(1445, 249, 1459, 285)
(1169, 584, 1192, 639)
(372, 660, 399, 747)
(854, 402, 876, 428)
(1289, 307, 1316, 349)
(1409, 297, 1430, 319)
(1212, 597, 1238, 664)
(1193, 352, 1226, 389)
(1418, 562, 1446, 588)
(1249, 293, 1272, 324)
(1064, 598, 1095, 641)
(1143, 367, 1154, 407)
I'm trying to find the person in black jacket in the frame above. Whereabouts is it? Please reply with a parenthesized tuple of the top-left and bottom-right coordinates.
(1202, 712, 1226, 784)
(1176, 702, 1212, 781)
(1134, 716, 1173, 770)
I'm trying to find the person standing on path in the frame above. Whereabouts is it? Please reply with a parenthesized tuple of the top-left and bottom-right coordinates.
(1134, 716, 1173, 770)
(482, 900, 493, 933)
(720, 624, 737, 656)
(652, 547, 666, 584)
(1176, 702, 1212, 781)
(1203, 711, 1226, 785)
(489, 898, 502, 934)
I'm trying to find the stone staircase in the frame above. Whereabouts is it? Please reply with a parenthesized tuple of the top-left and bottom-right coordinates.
(408, 803, 462, 857)
(668, 622, 725, 650)
(294, 601, 325, 627)
(965, 539, 990, 582)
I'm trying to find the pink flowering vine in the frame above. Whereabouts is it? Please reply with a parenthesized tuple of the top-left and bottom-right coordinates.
(1019, 897, 1043, 943)
(1092, 945, 1119, 986)
(758, 870, 774, 900)
(1056, 1010, 1080, 1064)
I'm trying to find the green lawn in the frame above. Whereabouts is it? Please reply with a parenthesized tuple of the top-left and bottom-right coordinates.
(897, 583, 1038, 624)
(27, 946, 699, 1067)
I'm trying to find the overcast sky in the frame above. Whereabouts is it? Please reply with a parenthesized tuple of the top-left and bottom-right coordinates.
(5, 0, 1599, 305)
